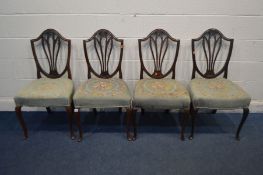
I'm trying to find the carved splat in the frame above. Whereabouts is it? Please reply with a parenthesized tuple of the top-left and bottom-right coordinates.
(191, 28, 234, 79)
(138, 29, 180, 79)
(83, 29, 124, 79)
(31, 29, 71, 79)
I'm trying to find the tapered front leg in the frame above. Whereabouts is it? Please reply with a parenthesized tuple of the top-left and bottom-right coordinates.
(126, 108, 136, 141)
(66, 106, 75, 140)
(74, 108, 83, 142)
(180, 109, 189, 141)
(15, 106, 28, 139)
(46, 107, 52, 114)
(93, 108, 97, 117)
(189, 103, 198, 140)
(141, 108, 145, 115)
(235, 108, 249, 140)
(133, 108, 137, 139)
(211, 109, 217, 114)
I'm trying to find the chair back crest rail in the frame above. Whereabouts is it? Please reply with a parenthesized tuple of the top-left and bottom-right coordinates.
(83, 29, 124, 79)
(30, 29, 72, 79)
(138, 29, 180, 79)
(191, 28, 234, 79)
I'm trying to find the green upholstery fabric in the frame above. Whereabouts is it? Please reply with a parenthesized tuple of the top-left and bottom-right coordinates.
(14, 78, 73, 107)
(189, 78, 251, 109)
(73, 78, 131, 108)
(133, 79, 190, 109)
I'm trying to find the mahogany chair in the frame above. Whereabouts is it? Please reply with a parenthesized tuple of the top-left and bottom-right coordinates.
(133, 29, 190, 140)
(73, 29, 133, 141)
(189, 28, 251, 140)
(14, 29, 74, 139)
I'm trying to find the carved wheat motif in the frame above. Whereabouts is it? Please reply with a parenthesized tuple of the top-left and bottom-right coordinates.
(31, 29, 71, 79)
(139, 29, 180, 79)
(192, 28, 233, 79)
(83, 29, 123, 79)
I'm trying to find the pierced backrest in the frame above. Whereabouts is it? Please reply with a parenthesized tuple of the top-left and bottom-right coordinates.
(31, 29, 71, 79)
(83, 29, 124, 79)
(138, 29, 180, 79)
(191, 28, 234, 79)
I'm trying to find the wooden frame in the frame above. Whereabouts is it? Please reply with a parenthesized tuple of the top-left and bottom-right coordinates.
(189, 28, 249, 140)
(83, 29, 124, 79)
(31, 28, 72, 79)
(136, 29, 189, 140)
(191, 28, 233, 79)
(138, 28, 180, 79)
(15, 29, 74, 140)
(74, 29, 134, 141)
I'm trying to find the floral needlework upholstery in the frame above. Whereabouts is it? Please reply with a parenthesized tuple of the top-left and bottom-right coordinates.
(73, 78, 131, 108)
(14, 78, 73, 107)
(133, 79, 190, 109)
(189, 78, 251, 109)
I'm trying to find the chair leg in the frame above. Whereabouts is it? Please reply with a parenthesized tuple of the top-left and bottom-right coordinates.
(165, 109, 170, 114)
(189, 103, 198, 140)
(93, 108, 97, 117)
(235, 108, 249, 140)
(211, 109, 217, 114)
(119, 107, 122, 113)
(180, 109, 189, 141)
(74, 108, 83, 142)
(15, 106, 28, 139)
(65, 106, 75, 140)
(133, 108, 137, 139)
(126, 108, 136, 141)
(46, 107, 52, 114)
(141, 108, 145, 115)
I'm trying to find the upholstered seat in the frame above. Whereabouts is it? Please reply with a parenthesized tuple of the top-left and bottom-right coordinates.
(74, 29, 134, 141)
(189, 78, 251, 109)
(74, 78, 131, 108)
(14, 78, 73, 107)
(134, 79, 190, 109)
(133, 29, 190, 140)
(189, 28, 251, 140)
(14, 29, 75, 140)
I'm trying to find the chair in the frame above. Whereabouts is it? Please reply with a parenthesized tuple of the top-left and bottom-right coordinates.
(189, 28, 251, 140)
(133, 29, 190, 140)
(73, 29, 133, 141)
(14, 29, 74, 139)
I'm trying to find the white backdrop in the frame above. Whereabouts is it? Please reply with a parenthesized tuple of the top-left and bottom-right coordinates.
(0, 0, 263, 111)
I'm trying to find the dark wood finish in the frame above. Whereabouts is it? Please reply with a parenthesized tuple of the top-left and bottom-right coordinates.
(190, 29, 249, 140)
(31, 28, 72, 79)
(191, 28, 233, 79)
(83, 29, 124, 79)
(165, 109, 170, 114)
(76, 29, 134, 141)
(126, 108, 136, 141)
(138, 29, 180, 79)
(15, 29, 73, 140)
(180, 110, 189, 141)
(236, 108, 249, 140)
(137, 29, 187, 140)
(15, 106, 28, 139)
(66, 106, 75, 140)
(211, 109, 217, 114)
(93, 108, 97, 117)
(133, 109, 137, 139)
(75, 109, 83, 142)
(46, 107, 52, 114)
(141, 108, 145, 115)
(189, 103, 198, 140)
